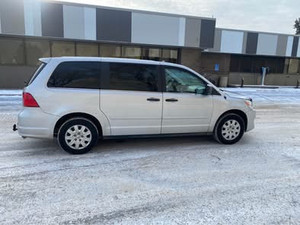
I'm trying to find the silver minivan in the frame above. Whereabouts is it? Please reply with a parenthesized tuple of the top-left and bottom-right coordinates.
(15, 57, 255, 154)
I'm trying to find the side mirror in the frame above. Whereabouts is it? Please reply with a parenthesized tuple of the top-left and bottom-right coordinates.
(195, 88, 204, 95)
(195, 85, 213, 95)
(203, 85, 213, 95)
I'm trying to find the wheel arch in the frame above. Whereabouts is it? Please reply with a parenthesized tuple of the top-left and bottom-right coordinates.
(54, 113, 103, 138)
(214, 109, 248, 132)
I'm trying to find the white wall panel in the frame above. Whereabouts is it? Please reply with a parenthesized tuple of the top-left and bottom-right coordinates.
(24, 0, 41, 36)
(257, 34, 278, 56)
(184, 18, 201, 48)
(178, 17, 186, 46)
(220, 30, 244, 54)
(285, 36, 293, 57)
(84, 7, 96, 40)
(132, 13, 182, 46)
(63, 5, 84, 39)
(297, 39, 300, 57)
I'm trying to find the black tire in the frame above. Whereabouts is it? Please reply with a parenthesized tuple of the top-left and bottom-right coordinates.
(214, 113, 245, 145)
(57, 117, 99, 154)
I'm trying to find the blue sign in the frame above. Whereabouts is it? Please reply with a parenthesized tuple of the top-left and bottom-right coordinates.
(215, 64, 220, 71)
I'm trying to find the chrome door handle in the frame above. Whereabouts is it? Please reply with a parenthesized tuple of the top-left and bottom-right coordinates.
(165, 98, 178, 102)
(147, 97, 160, 102)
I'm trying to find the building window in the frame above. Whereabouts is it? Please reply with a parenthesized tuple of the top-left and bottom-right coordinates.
(240, 56, 252, 73)
(162, 49, 178, 63)
(229, 55, 240, 72)
(122, 46, 142, 59)
(230, 55, 285, 74)
(76, 43, 99, 57)
(0, 38, 25, 65)
(252, 57, 265, 73)
(142, 48, 161, 61)
(25, 40, 51, 66)
(99, 44, 121, 57)
(51, 41, 75, 57)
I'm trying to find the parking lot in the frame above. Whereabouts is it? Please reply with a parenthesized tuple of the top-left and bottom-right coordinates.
(1, 88, 300, 224)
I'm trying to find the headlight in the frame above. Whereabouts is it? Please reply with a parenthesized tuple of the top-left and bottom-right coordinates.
(244, 99, 253, 108)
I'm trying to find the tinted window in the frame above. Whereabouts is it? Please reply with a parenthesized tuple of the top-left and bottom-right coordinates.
(48, 62, 101, 89)
(230, 55, 285, 74)
(165, 67, 206, 94)
(108, 63, 159, 92)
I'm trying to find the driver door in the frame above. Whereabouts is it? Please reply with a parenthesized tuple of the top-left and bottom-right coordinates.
(161, 66, 213, 134)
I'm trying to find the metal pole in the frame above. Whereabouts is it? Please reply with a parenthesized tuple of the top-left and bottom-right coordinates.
(261, 67, 266, 86)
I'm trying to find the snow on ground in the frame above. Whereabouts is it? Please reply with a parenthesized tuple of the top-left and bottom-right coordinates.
(0, 89, 22, 95)
(0, 88, 300, 224)
(223, 87, 300, 106)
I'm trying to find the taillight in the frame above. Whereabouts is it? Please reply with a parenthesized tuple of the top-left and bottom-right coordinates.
(23, 92, 39, 107)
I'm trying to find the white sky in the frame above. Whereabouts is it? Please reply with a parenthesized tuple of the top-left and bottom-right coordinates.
(51, 0, 300, 34)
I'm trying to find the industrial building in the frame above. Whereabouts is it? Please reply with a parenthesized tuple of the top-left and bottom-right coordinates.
(0, 0, 299, 88)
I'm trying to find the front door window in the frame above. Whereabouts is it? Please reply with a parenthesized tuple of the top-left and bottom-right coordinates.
(165, 67, 206, 94)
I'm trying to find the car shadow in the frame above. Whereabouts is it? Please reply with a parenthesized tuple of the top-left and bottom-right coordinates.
(14, 133, 255, 157)
(93, 135, 217, 153)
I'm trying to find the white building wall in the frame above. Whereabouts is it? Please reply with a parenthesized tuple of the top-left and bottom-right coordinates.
(63, 5, 85, 39)
(0, 12, 2, 33)
(131, 13, 182, 46)
(220, 30, 244, 54)
(178, 17, 186, 46)
(285, 36, 294, 57)
(84, 7, 96, 40)
(24, 0, 41, 36)
(257, 34, 278, 56)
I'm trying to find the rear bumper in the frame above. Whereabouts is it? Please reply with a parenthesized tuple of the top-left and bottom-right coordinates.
(246, 109, 256, 132)
(17, 108, 58, 139)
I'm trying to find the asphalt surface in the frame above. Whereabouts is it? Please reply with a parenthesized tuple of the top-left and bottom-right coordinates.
(0, 89, 300, 225)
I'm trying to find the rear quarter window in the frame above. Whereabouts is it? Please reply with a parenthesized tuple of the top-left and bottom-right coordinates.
(47, 62, 101, 89)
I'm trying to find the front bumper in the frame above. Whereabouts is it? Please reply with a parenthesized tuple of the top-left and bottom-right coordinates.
(17, 108, 59, 139)
(246, 108, 256, 132)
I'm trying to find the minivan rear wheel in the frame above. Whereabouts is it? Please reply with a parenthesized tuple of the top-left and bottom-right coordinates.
(58, 118, 98, 154)
(214, 113, 245, 144)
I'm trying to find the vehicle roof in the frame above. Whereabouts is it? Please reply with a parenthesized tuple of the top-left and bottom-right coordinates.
(39, 57, 180, 67)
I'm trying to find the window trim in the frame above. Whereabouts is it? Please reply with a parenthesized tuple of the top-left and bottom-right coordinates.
(27, 62, 47, 86)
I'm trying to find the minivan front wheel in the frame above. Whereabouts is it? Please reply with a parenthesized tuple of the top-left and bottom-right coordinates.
(214, 113, 245, 144)
(58, 118, 98, 154)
